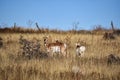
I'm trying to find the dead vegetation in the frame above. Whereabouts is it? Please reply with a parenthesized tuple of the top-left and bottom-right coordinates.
(107, 54, 120, 65)
(19, 35, 48, 59)
(103, 32, 115, 40)
(0, 32, 120, 80)
(0, 37, 3, 48)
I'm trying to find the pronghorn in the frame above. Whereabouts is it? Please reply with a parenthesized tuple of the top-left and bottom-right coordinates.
(43, 36, 67, 57)
(76, 42, 86, 57)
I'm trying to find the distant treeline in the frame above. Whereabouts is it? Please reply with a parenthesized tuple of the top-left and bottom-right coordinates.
(0, 27, 90, 34)
(0, 26, 120, 35)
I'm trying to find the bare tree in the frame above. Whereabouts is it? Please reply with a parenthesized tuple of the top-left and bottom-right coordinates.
(27, 20, 34, 28)
(14, 23, 16, 28)
(1, 23, 8, 28)
(111, 21, 115, 32)
(72, 21, 79, 30)
(35, 22, 41, 31)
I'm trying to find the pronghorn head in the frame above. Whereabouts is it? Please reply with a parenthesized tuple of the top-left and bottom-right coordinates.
(43, 36, 53, 46)
(43, 36, 48, 46)
(76, 39, 86, 46)
(43, 36, 52, 46)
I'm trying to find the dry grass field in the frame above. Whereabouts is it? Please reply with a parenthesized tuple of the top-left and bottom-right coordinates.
(0, 33, 120, 80)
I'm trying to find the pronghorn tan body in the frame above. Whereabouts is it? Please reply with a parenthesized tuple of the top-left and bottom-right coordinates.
(43, 36, 67, 57)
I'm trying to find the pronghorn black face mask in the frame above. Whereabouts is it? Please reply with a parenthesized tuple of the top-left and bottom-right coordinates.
(44, 38, 47, 44)
(43, 37, 48, 46)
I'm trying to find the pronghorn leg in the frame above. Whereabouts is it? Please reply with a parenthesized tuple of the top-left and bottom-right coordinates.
(48, 50, 53, 57)
(80, 51, 84, 57)
(51, 52, 54, 57)
(76, 52, 80, 57)
(62, 51, 67, 57)
(63, 52, 66, 57)
(78, 53, 81, 57)
(58, 52, 61, 57)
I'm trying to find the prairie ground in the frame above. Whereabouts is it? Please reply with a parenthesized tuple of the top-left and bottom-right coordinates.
(0, 33, 120, 80)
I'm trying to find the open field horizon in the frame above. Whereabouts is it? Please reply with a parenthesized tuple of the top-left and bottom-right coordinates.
(1, 0, 120, 79)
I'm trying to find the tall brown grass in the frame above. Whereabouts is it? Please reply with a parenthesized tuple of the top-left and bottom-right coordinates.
(0, 32, 120, 80)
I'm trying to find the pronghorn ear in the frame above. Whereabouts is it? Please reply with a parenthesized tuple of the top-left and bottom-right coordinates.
(75, 43, 78, 46)
(46, 36, 49, 38)
(43, 37, 45, 39)
(55, 38, 59, 41)
(43, 36, 47, 39)
(75, 43, 80, 46)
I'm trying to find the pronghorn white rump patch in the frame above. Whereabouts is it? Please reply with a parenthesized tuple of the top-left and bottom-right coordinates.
(76, 43, 86, 57)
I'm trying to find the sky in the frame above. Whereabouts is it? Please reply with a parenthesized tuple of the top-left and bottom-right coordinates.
(0, 0, 120, 30)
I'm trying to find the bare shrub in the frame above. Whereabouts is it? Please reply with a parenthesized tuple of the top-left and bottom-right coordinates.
(0, 37, 3, 48)
(19, 35, 48, 59)
(107, 54, 120, 65)
(103, 32, 115, 40)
